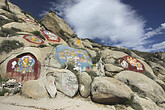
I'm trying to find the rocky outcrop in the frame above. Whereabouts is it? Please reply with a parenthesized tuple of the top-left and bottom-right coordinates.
(21, 80, 49, 99)
(2, 22, 42, 33)
(115, 71, 165, 103)
(46, 69, 78, 97)
(45, 74, 57, 98)
(104, 64, 123, 72)
(91, 77, 132, 104)
(78, 72, 92, 98)
(132, 94, 163, 110)
(41, 12, 75, 40)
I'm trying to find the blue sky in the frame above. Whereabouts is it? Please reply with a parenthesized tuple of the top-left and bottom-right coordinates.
(11, 0, 165, 52)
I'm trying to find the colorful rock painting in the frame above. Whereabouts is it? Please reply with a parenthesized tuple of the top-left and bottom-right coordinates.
(6, 54, 41, 83)
(23, 35, 44, 44)
(22, 17, 35, 23)
(41, 30, 60, 42)
(120, 56, 145, 73)
(55, 45, 92, 72)
(77, 39, 81, 45)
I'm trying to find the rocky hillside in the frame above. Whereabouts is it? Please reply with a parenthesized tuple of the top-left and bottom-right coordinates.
(0, 0, 165, 110)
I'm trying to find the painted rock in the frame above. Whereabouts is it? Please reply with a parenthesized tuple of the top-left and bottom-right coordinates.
(6, 53, 41, 83)
(23, 35, 44, 44)
(120, 56, 145, 73)
(22, 17, 35, 23)
(55, 45, 92, 72)
(40, 30, 60, 42)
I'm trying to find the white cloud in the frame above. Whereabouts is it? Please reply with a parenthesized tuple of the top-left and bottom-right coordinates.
(152, 41, 165, 51)
(144, 23, 165, 40)
(46, 0, 145, 48)
(40, 0, 165, 52)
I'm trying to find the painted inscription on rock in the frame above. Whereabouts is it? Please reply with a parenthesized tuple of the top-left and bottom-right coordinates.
(41, 30, 60, 42)
(6, 54, 41, 82)
(22, 17, 35, 23)
(55, 45, 92, 72)
(120, 56, 145, 73)
(23, 35, 44, 44)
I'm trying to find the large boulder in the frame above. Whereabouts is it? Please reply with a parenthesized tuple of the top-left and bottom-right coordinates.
(55, 45, 93, 72)
(138, 59, 156, 79)
(91, 77, 132, 104)
(41, 12, 75, 39)
(2, 22, 42, 33)
(47, 69, 78, 97)
(132, 94, 163, 110)
(45, 75, 57, 98)
(115, 71, 165, 103)
(101, 49, 128, 59)
(21, 80, 49, 99)
(0, 0, 7, 9)
(78, 72, 92, 98)
(104, 64, 123, 72)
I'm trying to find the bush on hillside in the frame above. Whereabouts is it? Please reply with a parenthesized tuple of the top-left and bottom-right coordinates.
(0, 40, 24, 54)
(0, 28, 18, 37)
(32, 31, 45, 40)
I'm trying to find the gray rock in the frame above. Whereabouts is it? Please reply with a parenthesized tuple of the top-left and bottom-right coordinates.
(155, 79, 165, 91)
(2, 22, 42, 33)
(104, 64, 123, 72)
(78, 72, 92, 98)
(41, 12, 75, 40)
(21, 80, 49, 99)
(101, 49, 128, 59)
(132, 94, 163, 110)
(91, 77, 132, 104)
(115, 71, 165, 103)
(48, 69, 78, 97)
(138, 59, 156, 79)
(82, 40, 93, 49)
(45, 75, 57, 98)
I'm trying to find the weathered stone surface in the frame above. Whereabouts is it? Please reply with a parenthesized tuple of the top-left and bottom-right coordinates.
(45, 75, 57, 98)
(47, 69, 78, 97)
(41, 12, 74, 38)
(85, 48, 97, 58)
(2, 22, 42, 33)
(91, 77, 132, 104)
(78, 72, 92, 98)
(0, 0, 7, 9)
(132, 94, 163, 110)
(104, 64, 123, 72)
(115, 71, 165, 103)
(155, 79, 165, 91)
(149, 61, 165, 75)
(68, 38, 84, 49)
(101, 49, 127, 59)
(21, 80, 49, 99)
(103, 57, 116, 64)
(8, 2, 25, 18)
(82, 40, 93, 49)
(138, 59, 157, 79)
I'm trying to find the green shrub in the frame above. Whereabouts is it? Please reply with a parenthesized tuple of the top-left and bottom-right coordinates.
(37, 44, 48, 48)
(32, 31, 45, 40)
(50, 44, 60, 47)
(61, 62, 78, 75)
(86, 70, 98, 80)
(92, 52, 101, 64)
(0, 76, 8, 83)
(0, 40, 24, 54)
(0, 88, 9, 96)
(0, 28, 18, 37)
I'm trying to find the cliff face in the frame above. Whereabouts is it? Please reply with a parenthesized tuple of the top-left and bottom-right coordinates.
(41, 11, 76, 41)
(0, 1, 165, 110)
